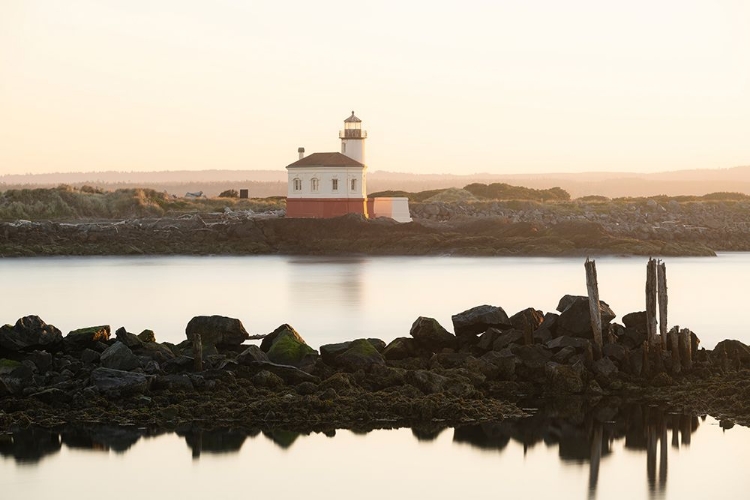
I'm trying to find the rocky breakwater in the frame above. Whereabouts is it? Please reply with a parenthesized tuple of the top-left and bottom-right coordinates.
(2, 302, 750, 433)
(411, 199, 750, 254)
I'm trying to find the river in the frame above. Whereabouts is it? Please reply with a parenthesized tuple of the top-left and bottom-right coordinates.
(2, 253, 749, 349)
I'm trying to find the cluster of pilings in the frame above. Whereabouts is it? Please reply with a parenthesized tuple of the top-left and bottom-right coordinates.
(585, 257, 693, 374)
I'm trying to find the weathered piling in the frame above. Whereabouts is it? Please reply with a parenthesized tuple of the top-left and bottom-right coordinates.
(642, 340, 651, 377)
(193, 333, 203, 372)
(657, 260, 668, 351)
(669, 326, 681, 374)
(646, 258, 659, 348)
(679, 328, 692, 371)
(585, 258, 603, 356)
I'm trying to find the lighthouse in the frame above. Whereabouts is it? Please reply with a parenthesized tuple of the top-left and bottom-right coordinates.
(340, 111, 366, 165)
(285, 112, 368, 218)
(284, 112, 411, 222)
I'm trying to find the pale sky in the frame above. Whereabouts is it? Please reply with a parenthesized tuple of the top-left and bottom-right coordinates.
(1, 0, 748, 176)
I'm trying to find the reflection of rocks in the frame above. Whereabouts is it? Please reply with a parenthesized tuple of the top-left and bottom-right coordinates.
(180, 428, 248, 457)
(263, 429, 300, 449)
(0, 427, 61, 463)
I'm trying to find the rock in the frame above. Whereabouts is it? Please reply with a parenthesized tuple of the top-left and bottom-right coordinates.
(30, 350, 54, 373)
(477, 328, 501, 351)
(452, 305, 511, 337)
(479, 351, 516, 380)
(90, 367, 151, 395)
(410, 317, 456, 351)
(247, 361, 319, 384)
(492, 330, 524, 350)
(602, 343, 629, 363)
(261, 325, 317, 367)
(326, 339, 385, 371)
(406, 370, 450, 394)
(65, 325, 111, 347)
(592, 356, 618, 378)
(551, 346, 576, 364)
(546, 336, 592, 352)
(713, 339, 750, 365)
(513, 344, 553, 370)
(0, 316, 63, 352)
(138, 330, 156, 343)
(153, 374, 195, 392)
(252, 370, 284, 389)
(509, 308, 544, 333)
(620, 327, 646, 349)
(100, 342, 140, 371)
(545, 361, 585, 393)
(137, 342, 176, 363)
(622, 311, 647, 330)
(556, 296, 615, 339)
(115, 327, 143, 349)
(185, 315, 250, 347)
(383, 337, 416, 360)
(236, 345, 270, 365)
(30, 388, 71, 405)
(320, 339, 386, 365)
(0, 358, 22, 375)
(163, 356, 195, 373)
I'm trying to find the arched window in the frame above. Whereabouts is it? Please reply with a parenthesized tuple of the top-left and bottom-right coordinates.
(311, 178, 319, 192)
(351, 178, 357, 191)
(332, 178, 339, 191)
(293, 178, 302, 191)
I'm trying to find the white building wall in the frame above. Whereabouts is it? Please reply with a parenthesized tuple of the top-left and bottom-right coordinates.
(287, 166, 367, 199)
(341, 139, 365, 165)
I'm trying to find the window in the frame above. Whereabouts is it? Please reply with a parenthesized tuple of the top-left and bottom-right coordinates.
(293, 178, 302, 191)
(351, 178, 357, 191)
(311, 178, 319, 192)
(342, 142, 346, 153)
(332, 178, 339, 191)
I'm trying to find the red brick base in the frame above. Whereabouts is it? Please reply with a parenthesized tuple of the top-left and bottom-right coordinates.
(286, 198, 369, 218)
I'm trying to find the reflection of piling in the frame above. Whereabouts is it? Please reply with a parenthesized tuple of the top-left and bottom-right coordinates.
(657, 261, 668, 351)
(589, 422, 603, 497)
(647, 416, 657, 490)
(659, 414, 668, 492)
(193, 333, 203, 372)
(680, 415, 692, 446)
(192, 430, 202, 459)
(585, 258, 603, 357)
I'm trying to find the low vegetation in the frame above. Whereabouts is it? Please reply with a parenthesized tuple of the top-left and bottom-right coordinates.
(0, 185, 285, 221)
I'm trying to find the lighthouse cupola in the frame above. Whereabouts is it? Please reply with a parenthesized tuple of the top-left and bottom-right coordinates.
(339, 111, 367, 165)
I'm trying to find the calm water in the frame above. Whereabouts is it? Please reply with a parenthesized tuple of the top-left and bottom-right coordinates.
(1, 405, 748, 500)
(2, 254, 749, 349)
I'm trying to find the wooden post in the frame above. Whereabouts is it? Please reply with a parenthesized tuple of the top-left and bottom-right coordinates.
(642, 340, 650, 377)
(669, 326, 681, 374)
(585, 258, 603, 357)
(193, 333, 203, 372)
(646, 258, 659, 349)
(679, 328, 692, 371)
(657, 260, 668, 351)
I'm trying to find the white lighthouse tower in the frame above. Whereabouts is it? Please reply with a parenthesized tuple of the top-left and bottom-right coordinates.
(340, 111, 366, 165)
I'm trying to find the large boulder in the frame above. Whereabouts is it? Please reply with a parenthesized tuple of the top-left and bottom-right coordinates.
(713, 339, 750, 365)
(556, 296, 616, 339)
(90, 367, 151, 395)
(260, 324, 317, 367)
(331, 339, 386, 371)
(185, 315, 250, 348)
(452, 305, 511, 338)
(545, 361, 585, 393)
(115, 327, 143, 349)
(236, 345, 270, 365)
(410, 317, 456, 351)
(0, 316, 63, 352)
(65, 325, 111, 347)
(509, 308, 544, 333)
(383, 337, 416, 360)
(100, 342, 140, 371)
(320, 339, 385, 365)
(622, 311, 647, 330)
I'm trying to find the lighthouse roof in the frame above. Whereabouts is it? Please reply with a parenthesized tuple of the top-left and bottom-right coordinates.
(286, 152, 364, 169)
(344, 111, 361, 123)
